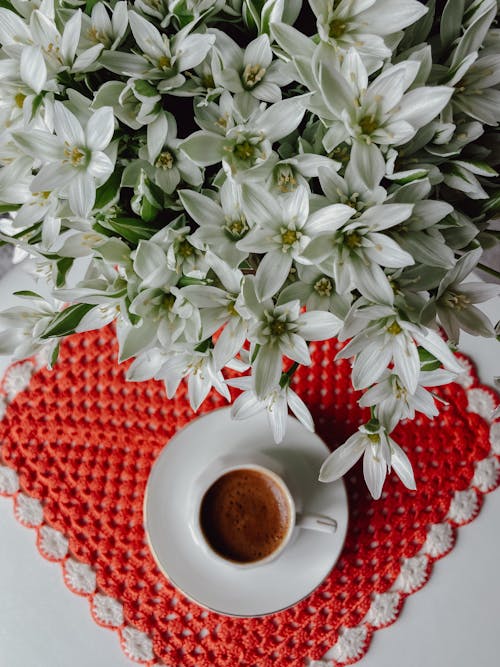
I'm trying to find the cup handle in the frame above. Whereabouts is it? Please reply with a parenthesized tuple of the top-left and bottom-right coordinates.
(296, 513, 337, 534)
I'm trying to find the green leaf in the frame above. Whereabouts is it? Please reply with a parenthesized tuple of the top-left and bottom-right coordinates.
(418, 347, 441, 371)
(440, 0, 465, 47)
(0, 204, 21, 213)
(85, 0, 100, 15)
(55, 257, 74, 288)
(140, 196, 160, 223)
(41, 303, 95, 339)
(13, 290, 45, 300)
(94, 169, 122, 210)
(49, 341, 60, 369)
(482, 192, 500, 215)
(105, 217, 156, 244)
(0, 0, 15, 10)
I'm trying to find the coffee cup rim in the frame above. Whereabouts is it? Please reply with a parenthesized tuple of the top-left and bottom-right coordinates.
(194, 462, 297, 569)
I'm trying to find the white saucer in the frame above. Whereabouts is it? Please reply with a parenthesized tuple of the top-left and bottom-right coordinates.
(144, 407, 348, 617)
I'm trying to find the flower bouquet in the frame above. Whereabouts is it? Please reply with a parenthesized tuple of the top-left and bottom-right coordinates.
(0, 0, 499, 499)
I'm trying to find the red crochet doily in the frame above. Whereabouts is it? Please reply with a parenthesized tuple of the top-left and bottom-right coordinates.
(0, 327, 498, 667)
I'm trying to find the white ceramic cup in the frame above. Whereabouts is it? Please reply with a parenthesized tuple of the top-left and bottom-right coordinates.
(191, 454, 337, 568)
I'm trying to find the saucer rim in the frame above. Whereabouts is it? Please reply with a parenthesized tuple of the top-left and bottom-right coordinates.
(143, 406, 348, 618)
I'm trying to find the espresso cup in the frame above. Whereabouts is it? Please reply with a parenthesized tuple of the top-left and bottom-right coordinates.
(192, 456, 337, 568)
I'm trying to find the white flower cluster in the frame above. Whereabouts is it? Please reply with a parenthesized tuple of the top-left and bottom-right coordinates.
(0, 0, 499, 498)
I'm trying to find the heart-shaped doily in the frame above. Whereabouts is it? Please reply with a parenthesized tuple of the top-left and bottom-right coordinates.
(0, 327, 498, 666)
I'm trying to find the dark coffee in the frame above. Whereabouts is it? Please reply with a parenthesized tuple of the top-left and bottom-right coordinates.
(199, 468, 291, 563)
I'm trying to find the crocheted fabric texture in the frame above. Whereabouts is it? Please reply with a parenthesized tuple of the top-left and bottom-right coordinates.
(0, 326, 498, 667)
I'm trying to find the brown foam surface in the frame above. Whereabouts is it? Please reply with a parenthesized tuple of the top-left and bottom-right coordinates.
(200, 469, 291, 563)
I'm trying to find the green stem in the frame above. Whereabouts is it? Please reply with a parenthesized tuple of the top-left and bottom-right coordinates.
(477, 263, 500, 280)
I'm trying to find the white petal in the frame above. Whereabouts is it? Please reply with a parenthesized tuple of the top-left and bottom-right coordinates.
(413, 328, 463, 374)
(241, 183, 281, 226)
(352, 342, 392, 390)
(31, 163, 73, 191)
(87, 151, 113, 180)
(0, 8, 32, 45)
(364, 232, 415, 268)
(363, 445, 387, 499)
(279, 333, 311, 365)
(395, 86, 454, 130)
(20, 46, 46, 94)
(358, 0, 427, 35)
(258, 95, 309, 143)
(306, 204, 355, 235)
(61, 10, 81, 64)
(180, 131, 224, 167)
(12, 130, 62, 161)
(54, 102, 85, 146)
(390, 440, 416, 490)
(146, 113, 168, 163)
(287, 388, 314, 432)
(319, 433, 366, 482)
(348, 141, 386, 192)
(214, 319, 247, 369)
(253, 345, 282, 398)
(86, 107, 115, 151)
(231, 390, 263, 420)
(393, 334, 420, 393)
(268, 390, 288, 444)
(255, 251, 292, 301)
(67, 173, 95, 218)
(188, 370, 211, 412)
(298, 310, 342, 340)
(244, 34, 273, 68)
(176, 33, 215, 71)
(128, 10, 164, 59)
(358, 204, 413, 231)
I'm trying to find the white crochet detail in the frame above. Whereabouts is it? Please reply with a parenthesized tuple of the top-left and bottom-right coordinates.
(122, 626, 154, 662)
(365, 592, 400, 628)
(15, 493, 43, 526)
(467, 388, 496, 420)
(394, 556, 428, 594)
(490, 421, 500, 454)
(64, 558, 97, 594)
(448, 488, 479, 524)
(93, 594, 124, 627)
(423, 523, 454, 558)
(3, 362, 34, 399)
(454, 358, 475, 389)
(39, 526, 69, 560)
(323, 626, 367, 662)
(472, 457, 499, 492)
(0, 465, 19, 494)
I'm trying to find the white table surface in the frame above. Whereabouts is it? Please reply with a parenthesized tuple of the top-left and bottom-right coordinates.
(0, 263, 499, 667)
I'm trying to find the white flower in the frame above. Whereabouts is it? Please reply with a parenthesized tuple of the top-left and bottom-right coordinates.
(228, 375, 314, 444)
(80, 1, 128, 51)
(359, 368, 456, 433)
(305, 47, 453, 154)
(212, 32, 292, 103)
(337, 304, 464, 393)
(310, 0, 427, 71)
(302, 197, 414, 305)
(238, 183, 356, 300)
(138, 111, 203, 193)
(243, 276, 342, 397)
(319, 423, 416, 499)
(180, 178, 249, 267)
(180, 94, 310, 175)
(12, 102, 115, 217)
(101, 11, 215, 93)
(180, 251, 247, 369)
(425, 248, 499, 343)
(279, 264, 351, 319)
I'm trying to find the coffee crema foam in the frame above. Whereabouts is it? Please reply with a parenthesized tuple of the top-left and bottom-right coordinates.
(200, 468, 291, 563)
